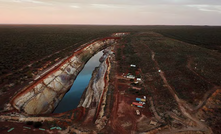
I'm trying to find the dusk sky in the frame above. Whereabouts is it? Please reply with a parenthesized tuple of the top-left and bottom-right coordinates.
(0, 0, 221, 25)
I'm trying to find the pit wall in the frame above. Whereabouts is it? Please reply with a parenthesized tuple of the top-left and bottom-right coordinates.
(77, 47, 113, 130)
(10, 37, 120, 115)
(78, 48, 111, 108)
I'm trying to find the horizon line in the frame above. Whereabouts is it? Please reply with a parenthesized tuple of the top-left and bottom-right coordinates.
(0, 23, 221, 27)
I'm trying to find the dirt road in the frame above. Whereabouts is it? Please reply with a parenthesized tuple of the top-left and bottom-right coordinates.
(143, 41, 213, 133)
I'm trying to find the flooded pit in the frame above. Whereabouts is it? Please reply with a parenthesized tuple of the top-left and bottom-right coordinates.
(53, 50, 103, 113)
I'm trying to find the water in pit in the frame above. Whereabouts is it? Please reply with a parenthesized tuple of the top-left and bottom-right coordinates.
(53, 50, 103, 113)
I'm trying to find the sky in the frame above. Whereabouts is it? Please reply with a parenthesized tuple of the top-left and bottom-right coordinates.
(0, 0, 221, 25)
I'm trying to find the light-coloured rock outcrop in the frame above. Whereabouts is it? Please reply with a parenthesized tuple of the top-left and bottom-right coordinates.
(78, 47, 112, 108)
(10, 38, 119, 115)
(77, 47, 113, 130)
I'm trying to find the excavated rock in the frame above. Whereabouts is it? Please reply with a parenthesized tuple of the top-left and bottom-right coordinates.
(77, 47, 113, 130)
(78, 47, 112, 108)
(10, 38, 118, 115)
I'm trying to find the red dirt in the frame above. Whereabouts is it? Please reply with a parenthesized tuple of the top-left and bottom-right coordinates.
(104, 46, 153, 134)
(0, 122, 60, 134)
(107, 76, 153, 133)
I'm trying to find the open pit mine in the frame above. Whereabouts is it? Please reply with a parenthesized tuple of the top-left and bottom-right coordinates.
(0, 33, 133, 133)
(0, 29, 220, 134)
(7, 36, 120, 115)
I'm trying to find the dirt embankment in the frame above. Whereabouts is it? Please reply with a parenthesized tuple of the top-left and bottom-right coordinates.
(77, 47, 113, 130)
(7, 37, 119, 115)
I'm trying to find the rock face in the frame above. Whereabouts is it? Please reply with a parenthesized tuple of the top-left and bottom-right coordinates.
(78, 47, 111, 108)
(78, 47, 113, 130)
(10, 38, 119, 115)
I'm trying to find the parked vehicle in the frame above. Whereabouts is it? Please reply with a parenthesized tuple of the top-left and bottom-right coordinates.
(136, 110, 140, 115)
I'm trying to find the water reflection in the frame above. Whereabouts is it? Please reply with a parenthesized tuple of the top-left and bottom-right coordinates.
(53, 51, 103, 113)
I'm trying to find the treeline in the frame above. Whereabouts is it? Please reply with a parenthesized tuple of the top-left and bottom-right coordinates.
(1, 25, 221, 88)
(155, 26, 221, 52)
(0, 27, 104, 75)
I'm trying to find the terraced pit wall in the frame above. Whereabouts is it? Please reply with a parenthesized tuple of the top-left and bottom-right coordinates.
(10, 37, 120, 115)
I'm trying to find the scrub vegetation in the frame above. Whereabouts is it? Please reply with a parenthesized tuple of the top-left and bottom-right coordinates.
(1, 25, 221, 106)
(0, 25, 221, 133)
(128, 32, 221, 133)
(0, 25, 125, 93)
(155, 26, 221, 52)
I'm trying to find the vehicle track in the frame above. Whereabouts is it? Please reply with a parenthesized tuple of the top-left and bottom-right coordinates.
(141, 41, 213, 133)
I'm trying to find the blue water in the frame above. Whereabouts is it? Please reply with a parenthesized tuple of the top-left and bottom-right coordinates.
(53, 51, 103, 113)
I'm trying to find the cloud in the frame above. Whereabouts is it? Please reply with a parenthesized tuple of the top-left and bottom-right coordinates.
(13, 0, 43, 4)
(188, 5, 221, 13)
(70, 5, 80, 8)
(2, 0, 221, 8)
(43, 0, 221, 6)
(0, 0, 51, 5)
(91, 4, 121, 9)
(1, 0, 221, 25)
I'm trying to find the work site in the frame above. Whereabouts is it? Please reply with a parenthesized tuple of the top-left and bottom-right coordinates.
(0, 27, 221, 134)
